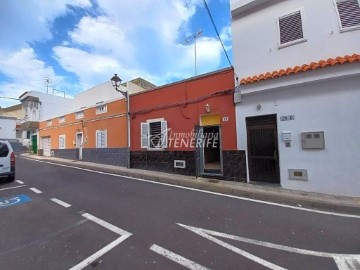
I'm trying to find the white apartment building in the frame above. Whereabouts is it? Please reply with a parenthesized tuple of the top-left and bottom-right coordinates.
(231, 0, 360, 196)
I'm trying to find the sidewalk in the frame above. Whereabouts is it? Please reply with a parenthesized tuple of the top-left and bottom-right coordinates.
(19, 153, 360, 215)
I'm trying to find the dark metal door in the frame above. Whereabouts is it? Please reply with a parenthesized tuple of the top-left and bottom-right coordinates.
(32, 135, 38, 154)
(246, 115, 279, 183)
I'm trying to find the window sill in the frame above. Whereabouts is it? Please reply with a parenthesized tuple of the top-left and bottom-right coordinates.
(340, 25, 360, 33)
(278, 38, 307, 50)
(146, 148, 166, 151)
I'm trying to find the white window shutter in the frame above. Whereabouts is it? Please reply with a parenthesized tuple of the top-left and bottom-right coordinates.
(141, 122, 149, 148)
(161, 120, 168, 148)
(96, 130, 101, 148)
(103, 130, 107, 148)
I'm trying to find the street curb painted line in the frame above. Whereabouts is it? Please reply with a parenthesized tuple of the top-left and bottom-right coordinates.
(29, 187, 42, 194)
(50, 198, 71, 208)
(20, 157, 360, 218)
(0, 185, 26, 191)
(69, 213, 132, 270)
(150, 244, 211, 270)
(16, 180, 24, 184)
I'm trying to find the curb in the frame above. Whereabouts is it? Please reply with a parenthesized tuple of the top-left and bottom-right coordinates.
(20, 155, 360, 216)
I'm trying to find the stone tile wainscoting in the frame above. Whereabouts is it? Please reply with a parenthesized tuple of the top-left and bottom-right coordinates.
(222, 150, 247, 182)
(130, 151, 196, 176)
(53, 149, 79, 160)
(131, 150, 247, 181)
(82, 148, 128, 167)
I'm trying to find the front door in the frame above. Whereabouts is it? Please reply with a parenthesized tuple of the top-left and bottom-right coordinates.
(42, 137, 51, 157)
(196, 125, 223, 176)
(76, 133, 83, 160)
(246, 114, 279, 183)
(32, 135, 38, 154)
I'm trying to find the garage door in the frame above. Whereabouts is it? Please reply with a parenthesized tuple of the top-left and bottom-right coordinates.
(41, 137, 51, 157)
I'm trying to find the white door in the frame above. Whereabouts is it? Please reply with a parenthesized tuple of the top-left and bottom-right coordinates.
(76, 133, 83, 160)
(42, 137, 51, 157)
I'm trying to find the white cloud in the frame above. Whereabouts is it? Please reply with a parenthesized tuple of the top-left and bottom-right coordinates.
(0, 0, 91, 53)
(0, 0, 231, 108)
(53, 0, 228, 86)
(0, 47, 79, 107)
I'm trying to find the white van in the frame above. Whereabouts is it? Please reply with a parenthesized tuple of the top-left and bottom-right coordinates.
(0, 140, 15, 182)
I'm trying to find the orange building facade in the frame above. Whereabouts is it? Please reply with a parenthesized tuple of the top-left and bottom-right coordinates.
(130, 67, 246, 181)
(39, 98, 128, 166)
(39, 68, 247, 181)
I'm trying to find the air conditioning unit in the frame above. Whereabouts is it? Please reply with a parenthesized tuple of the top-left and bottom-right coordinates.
(174, 160, 186, 168)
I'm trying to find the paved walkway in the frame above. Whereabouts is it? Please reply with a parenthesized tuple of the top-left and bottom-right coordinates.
(19, 153, 360, 215)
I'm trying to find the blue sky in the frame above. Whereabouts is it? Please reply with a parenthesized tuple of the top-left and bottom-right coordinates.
(0, 0, 232, 107)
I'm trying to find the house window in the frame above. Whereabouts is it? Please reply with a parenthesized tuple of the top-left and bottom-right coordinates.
(47, 120, 52, 127)
(335, 0, 360, 30)
(59, 116, 65, 124)
(96, 104, 107, 115)
(278, 10, 305, 47)
(59, 134, 66, 149)
(96, 130, 107, 148)
(76, 111, 84, 119)
(141, 119, 168, 149)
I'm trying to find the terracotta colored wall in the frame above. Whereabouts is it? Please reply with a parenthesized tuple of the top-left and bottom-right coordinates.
(130, 68, 237, 151)
(39, 99, 127, 149)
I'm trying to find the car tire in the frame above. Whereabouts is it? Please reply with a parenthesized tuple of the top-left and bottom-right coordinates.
(8, 175, 15, 182)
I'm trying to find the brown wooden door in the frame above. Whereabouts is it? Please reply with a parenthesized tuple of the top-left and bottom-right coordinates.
(246, 115, 279, 183)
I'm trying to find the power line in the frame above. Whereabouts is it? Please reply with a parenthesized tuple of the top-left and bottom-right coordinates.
(201, 0, 232, 68)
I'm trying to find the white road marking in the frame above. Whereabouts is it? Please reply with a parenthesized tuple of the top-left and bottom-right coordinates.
(50, 198, 71, 208)
(81, 213, 131, 236)
(16, 180, 24, 184)
(20, 157, 360, 219)
(178, 224, 286, 270)
(0, 185, 26, 191)
(178, 223, 360, 270)
(29, 187, 42, 194)
(69, 213, 132, 270)
(150, 244, 211, 270)
(334, 256, 360, 270)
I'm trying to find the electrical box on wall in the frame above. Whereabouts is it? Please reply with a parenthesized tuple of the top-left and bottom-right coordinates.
(282, 131, 292, 142)
(301, 131, 325, 149)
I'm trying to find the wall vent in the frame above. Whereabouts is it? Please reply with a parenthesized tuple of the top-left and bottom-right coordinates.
(289, 169, 308, 181)
(174, 160, 186, 168)
(336, 0, 360, 29)
(279, 11, 304, 45)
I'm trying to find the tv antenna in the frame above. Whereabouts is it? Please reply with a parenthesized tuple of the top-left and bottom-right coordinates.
(183, 30, 202, 76)
(44, 77, 52, 94)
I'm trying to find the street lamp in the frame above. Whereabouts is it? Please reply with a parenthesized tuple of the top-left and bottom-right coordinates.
(111, 74, 130, 168)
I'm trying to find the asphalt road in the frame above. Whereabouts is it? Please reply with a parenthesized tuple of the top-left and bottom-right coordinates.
(0, 157, 359, 270)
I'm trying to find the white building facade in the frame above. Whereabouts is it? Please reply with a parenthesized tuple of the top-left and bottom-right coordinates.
(19, 91, 74, 152)
(231, 0, 360, 196)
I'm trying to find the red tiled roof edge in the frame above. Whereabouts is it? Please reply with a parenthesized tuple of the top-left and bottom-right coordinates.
(240, 54, 360, 85)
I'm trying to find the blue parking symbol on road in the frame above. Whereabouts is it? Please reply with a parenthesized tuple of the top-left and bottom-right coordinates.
(0, 194, 32, 209)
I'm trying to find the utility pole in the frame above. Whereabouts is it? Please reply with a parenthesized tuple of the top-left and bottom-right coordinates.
(184, 30, 202, 76)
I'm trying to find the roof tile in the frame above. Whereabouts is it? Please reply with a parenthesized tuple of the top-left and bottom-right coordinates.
(241, 54, 360, 85)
